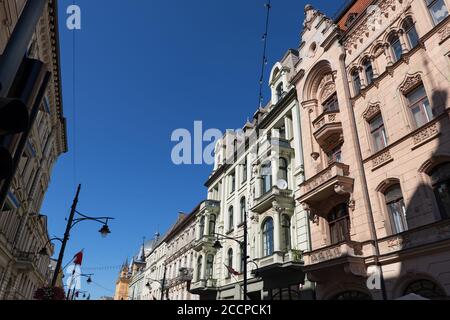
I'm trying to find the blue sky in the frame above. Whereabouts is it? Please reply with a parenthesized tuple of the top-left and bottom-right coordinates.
(42, 0, 345, 299)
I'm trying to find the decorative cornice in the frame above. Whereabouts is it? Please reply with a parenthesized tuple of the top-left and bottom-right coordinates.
(363, 102, 381, 120)
(399, 72, 422, 94)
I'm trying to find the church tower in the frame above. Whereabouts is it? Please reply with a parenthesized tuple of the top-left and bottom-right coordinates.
(114, 260, 131, 300)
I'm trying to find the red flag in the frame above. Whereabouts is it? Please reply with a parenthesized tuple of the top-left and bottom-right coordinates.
(225, 264, 241, 276)
(73, 250, 83, 266)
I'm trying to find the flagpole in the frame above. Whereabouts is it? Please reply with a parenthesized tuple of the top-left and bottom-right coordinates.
(51, 184, 82, 288)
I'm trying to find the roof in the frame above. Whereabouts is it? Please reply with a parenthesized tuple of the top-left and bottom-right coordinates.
(336, 0, 375, 31)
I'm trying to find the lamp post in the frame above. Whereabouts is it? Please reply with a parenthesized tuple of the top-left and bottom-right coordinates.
(145, 264, 167, 301)
(67, 273, 93, 300)
(212, 222, 249, 301)
(51, 184, 114, 287)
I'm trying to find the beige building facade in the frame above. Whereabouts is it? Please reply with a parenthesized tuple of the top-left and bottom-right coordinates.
(0, 0, 67, 300)
(295, 0, 450, 300)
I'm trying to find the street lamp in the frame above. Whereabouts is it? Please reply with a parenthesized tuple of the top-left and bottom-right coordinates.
(51, 184, 115, 288)
(211, 232, 250, 300)
(38, 237, 64, 256)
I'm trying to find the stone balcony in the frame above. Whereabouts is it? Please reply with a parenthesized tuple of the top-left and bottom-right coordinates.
(303, 240, 371, 282)
(168, 268, 194, 287)
(254, 250, 305, 291)
(13, 251, 37, 273)
(312, 111, 342, 148)
(189, 278, 218, 296)
(297, 162, 354, 207)
(193, 235, 216, 252)
(251, 186, 294, 214)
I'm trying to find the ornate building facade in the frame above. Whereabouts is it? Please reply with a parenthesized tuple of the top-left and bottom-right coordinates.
(294, 0, 450, 300)
(125, 0, 450, 300)
(0, 0, 67, 300)
(164, 212, 199, 301)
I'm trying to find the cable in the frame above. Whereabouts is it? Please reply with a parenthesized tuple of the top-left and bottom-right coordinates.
(258, 1, 272, 108)
(72, 0, 78, 187)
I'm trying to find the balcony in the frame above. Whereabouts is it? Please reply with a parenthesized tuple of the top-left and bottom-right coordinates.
(13, 251, 37, 273)
(251, 186, 294, 214)
(169, 268, 194, 287)
(193, 235, 215, 252)
(297, 162, 353, 208)
(189, 279, 218, 297)
(254, 250, 305, 291)
(312, 111, 342, 148)
(303, 241, 369, 282)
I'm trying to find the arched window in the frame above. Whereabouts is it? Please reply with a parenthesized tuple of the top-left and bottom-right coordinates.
(404, 279, 446, 299)
(206, 255, 214, 279)
(430, 163, 450, 219)
(385, 184, 408, 234)
(199, 216, 205, 238)
(327, 203, 350, 245)
(403, 17, 419, 49)
(262, 218, 274, 256)
(352, 69, 361, 96)
(389, 33, 402, 63)
(209, 214, 216, 236)
(281, 214, 291, 251)
(363, 58, 374, 86)
(228, 206, 234, 231)
(426, 0, 449, 25)
(197, 256, 202, 280)
(261, 161, 272, 194)
(226, 249, 233, 278)
(240, 197, 246, 224)
(279, 158, 289, 185)
(276, 83, 284, 102)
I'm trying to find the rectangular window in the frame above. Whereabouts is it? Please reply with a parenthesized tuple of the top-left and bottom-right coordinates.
(323, 94, 339, 113)
(242, 161, 247, 183)
(230, 172, 236, 194)
(369, 114, 388, 152)
(352, 72, 361, 96)
(391, 37, 403, 62)
(327, 146, 342, 164)
(426, 0, 449, 25)
(388, 199, 408, 234)
(406, 85, 433, 128)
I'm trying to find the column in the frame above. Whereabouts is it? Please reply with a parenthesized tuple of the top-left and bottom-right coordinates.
(200, 254, 207, 280)
(370, 56, 379, 78)
(273, 210, 281, 253)
(384, 43, 393, 66)
(292, 103, 305, 182)
(204, 213, 210, 237)
(358, 67, 366, 90)
(271, 155, 279, 187)
(399, 30, 409, 54)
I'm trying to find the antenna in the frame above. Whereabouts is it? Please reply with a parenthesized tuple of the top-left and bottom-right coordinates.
(258, 1, 272, 108)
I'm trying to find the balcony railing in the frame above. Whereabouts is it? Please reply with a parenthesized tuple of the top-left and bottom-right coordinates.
(251, 186, 293, 214)
(13, 251, 37, 273)
(303, 241, 363, 266)
(312, 111, 342, 147)
(190, 278, 217, 294)
(193, 235, 215, 252)
(298, 162, 353, 205)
